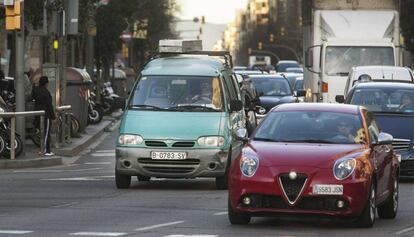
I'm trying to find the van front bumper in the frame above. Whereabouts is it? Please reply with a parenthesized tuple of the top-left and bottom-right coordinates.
(115, 147, 230, 178)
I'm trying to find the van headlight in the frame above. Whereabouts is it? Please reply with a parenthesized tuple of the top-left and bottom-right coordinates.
(197, 136, 225, 147)
(240, 153, 259, 177)
(333, 158, 356, 180)
(118, 134, 143, 145)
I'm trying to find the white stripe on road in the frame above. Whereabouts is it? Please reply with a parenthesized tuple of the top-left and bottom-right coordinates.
(70, 232, 126, 236)
(396, 226, 414, 235)
(52, 202, 79, 208)
(95, 150, 115, 153)
(213, 212, 227, 216)
(0, 230, 33, 234)
(135, 221, 185, 231)
(84, 162, 112, 165)
(43, 176, 114, 181)
(165, 235, 218, 237)
(91, 153, 115, 157)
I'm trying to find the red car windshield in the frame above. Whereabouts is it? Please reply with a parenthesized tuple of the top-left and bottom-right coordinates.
(254, 111, 365, 144)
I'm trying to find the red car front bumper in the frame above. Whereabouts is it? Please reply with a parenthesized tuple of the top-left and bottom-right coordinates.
(229, 165, 371, 218)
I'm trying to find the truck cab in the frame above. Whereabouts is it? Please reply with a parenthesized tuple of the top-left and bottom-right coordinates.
(302, 0, 409, 103)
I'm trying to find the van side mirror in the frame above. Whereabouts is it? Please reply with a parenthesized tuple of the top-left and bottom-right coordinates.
(230, 100, 243, 112)
(305, 48, 313, 68)
(295, 90, 306, 97)
(335, 95, 345, 103)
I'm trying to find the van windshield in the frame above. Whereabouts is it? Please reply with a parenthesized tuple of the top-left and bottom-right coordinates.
(129, 76, 224, 112)
(325, 46, 394, 76)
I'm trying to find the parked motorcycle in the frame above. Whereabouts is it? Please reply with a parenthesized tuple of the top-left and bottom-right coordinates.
(87, 91, 103, 124)
(100, 82, 123, 115)
(0, 97, 23, 158)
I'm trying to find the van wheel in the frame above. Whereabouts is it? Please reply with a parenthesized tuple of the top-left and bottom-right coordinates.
(378, 178, 398, 219)
(115, 171, 131, 189)
(216, 151, 232, 190)
(357, 182, 376, 228)
(228, 197, 250, 225)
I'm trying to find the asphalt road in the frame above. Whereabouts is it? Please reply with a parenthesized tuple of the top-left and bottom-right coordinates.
(1, 129, 414, 237)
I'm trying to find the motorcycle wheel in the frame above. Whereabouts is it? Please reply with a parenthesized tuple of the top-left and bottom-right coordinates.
(3, 133, 23, 158)
(88, 104, 104, 124)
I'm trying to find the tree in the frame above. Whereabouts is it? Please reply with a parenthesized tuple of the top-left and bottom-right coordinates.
(401, 0, 414, 54)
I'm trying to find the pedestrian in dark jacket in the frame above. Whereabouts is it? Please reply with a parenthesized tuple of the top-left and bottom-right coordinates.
(33, 76, 56, 156)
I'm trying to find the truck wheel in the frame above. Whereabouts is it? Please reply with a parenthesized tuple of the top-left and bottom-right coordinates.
(115, 171, 131, 189)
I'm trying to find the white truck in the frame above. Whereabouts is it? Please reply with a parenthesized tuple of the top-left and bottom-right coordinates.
(302, 0, 410, 103)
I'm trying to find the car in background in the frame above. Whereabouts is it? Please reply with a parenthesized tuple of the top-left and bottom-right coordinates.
(228, 103, 399, 227)
(275, 60, 300, 72)
(344, 82, 414, 177)
(286, 67, 303, 73)
(233, 66, 248, 71)
(249, 74, 304, 118)
(293, 77, 304, 102)
(279, 72, 303, 87)
(343, 66, 414, 98)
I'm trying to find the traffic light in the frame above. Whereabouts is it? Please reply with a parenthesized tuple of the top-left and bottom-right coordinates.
(258, 42, 262, 50)
(269, 33, 274, 43)
(5, 0, 21, 30)
(201, 16, 205, 24)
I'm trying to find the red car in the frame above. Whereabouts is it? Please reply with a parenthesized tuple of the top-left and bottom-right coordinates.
(228, 103, 399, 227)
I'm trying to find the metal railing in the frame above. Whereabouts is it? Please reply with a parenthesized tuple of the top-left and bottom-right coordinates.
(0, 111, 45, 160)
(55, 105, 72, 146)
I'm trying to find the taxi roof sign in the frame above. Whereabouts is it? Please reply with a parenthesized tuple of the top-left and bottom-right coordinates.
(159, 39, 202, 53)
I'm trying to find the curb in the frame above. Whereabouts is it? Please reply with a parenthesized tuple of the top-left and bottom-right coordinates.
(0, 157, 63, 169)
(54, 120, 114, 157)
(0, 111, 123, 169)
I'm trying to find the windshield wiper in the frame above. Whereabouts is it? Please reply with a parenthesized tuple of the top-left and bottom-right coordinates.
(129, 104, 166, 111)
(167, 105, 220, 112)
(254, 137, 284, 142)
(285, 139, 336, 144)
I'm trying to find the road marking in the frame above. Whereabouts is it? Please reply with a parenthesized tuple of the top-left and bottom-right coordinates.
(84, 162, 112, 165)
(70, 232, 126, 236)
(43, 175, 114, 181)
(52, 202, 79, 208)
(135, 221, 185, 231)
(165, 235, 218, 237)
(0, 230, 33, 234)
(396, 226, 414, 235)
(95, 150, 114, 153)
(213, 212, 227, 216)
(91, 153, 115, 157)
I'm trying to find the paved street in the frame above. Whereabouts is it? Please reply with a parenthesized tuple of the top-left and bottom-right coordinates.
(0, 129, 413, 237)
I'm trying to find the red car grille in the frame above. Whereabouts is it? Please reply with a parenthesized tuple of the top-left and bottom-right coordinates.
(279, 173, 307, 205)
(239, 195, 348, 211)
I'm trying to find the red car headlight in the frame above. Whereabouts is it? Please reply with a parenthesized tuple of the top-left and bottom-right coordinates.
(333, 158, 356, 180)
(240, 153, 259, 177)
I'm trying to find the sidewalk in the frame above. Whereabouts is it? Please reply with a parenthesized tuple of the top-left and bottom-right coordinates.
(0, 111, 122, 169)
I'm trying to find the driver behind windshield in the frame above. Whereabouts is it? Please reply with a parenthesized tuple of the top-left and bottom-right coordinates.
(398, 93, 414, 112)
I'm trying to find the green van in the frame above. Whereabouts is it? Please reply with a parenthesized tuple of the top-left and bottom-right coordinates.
(115, 44, 246, 189)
